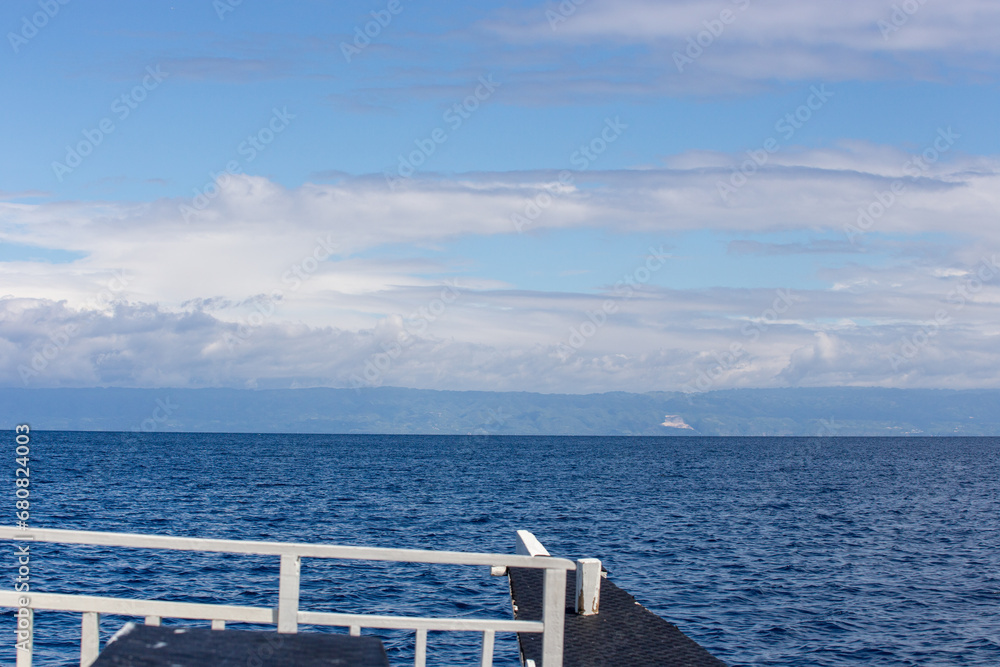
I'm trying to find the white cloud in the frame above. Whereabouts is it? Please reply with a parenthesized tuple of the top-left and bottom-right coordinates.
(2, 144, 1000, 391)
(4, 270, 1000, 392)
(5, 149, 999, 314)
(480, 0, 1000, 92)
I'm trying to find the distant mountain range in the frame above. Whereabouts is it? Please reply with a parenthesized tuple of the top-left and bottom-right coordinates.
(2, 387, 999, 435)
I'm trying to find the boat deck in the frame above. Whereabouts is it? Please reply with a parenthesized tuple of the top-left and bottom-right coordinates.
(90, 623, 390, 666)
(508, 566, 728, 667)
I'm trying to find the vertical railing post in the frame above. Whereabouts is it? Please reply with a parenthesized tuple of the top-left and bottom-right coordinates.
(15, 606, 32, 667)
(413, 628, 427, 667)
(80, 612, 100, 667)
(574, 558, 601, 616)
(479, 628, 495, 667)
(414, 628, 427, 667)
(277, 554, 301, 633)
(541, 567, 566, 667)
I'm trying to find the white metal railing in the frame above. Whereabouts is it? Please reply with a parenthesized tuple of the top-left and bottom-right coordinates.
(0, 526, 577, 667)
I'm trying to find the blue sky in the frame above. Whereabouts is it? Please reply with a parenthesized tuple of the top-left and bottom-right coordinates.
(2, 0, 1000, 392)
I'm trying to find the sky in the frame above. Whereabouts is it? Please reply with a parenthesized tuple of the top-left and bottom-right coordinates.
(1, 0, 999, 394)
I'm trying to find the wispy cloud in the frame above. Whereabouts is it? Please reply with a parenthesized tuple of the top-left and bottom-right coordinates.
(472, 0, 1000, 96)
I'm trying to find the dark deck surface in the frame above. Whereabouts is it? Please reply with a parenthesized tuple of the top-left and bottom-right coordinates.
(91, 623, 390, 666)
(508, 567, 728, 667)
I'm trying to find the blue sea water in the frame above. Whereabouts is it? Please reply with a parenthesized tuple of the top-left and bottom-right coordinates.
(2, 432, 999, 666)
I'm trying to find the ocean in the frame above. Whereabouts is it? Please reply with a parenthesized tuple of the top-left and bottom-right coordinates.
(3, 432, 999, 665)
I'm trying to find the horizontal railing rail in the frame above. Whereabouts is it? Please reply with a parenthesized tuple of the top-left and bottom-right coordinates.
(0, 526, 572, 667)
(0, 526, 575, 570)
(0, 590, 277, 624)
